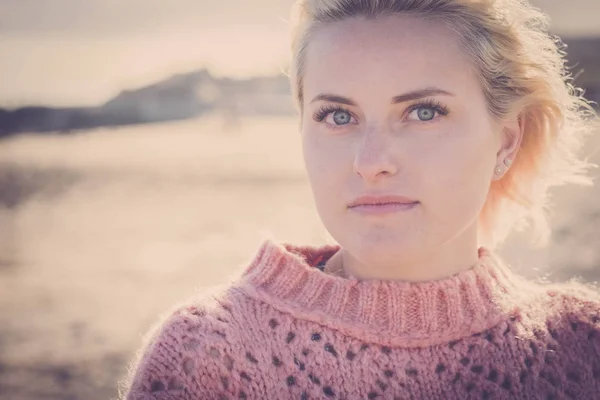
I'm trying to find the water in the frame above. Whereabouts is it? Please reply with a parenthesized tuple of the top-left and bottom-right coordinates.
(0, 115, 599, 399)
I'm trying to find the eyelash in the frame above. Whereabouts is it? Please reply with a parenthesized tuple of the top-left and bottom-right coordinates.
(312, 99, 450, 127)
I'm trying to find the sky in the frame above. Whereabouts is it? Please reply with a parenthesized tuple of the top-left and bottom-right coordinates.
(0, 0, 598, 107)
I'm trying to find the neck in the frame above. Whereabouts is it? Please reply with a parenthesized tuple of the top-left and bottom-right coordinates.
(326, 238, 480, 283)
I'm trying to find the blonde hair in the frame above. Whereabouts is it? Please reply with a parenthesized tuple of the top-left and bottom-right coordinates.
(287, 0, 598, 248)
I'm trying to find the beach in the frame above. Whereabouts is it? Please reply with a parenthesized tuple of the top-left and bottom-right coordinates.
(0, 115, 599, 399)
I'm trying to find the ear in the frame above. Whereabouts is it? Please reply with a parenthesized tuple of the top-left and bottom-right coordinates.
(495, 113, 524, 176)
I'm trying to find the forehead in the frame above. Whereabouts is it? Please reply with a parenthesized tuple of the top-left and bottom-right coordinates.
(303, 15, 478, 99)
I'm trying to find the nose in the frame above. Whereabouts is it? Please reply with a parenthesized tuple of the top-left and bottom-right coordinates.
(353, 129, 398, 181)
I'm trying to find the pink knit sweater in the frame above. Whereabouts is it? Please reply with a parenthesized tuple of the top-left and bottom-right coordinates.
(122, 240, 600, 399)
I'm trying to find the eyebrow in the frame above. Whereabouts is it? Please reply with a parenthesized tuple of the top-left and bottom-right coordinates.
(309, 88, 454, 106)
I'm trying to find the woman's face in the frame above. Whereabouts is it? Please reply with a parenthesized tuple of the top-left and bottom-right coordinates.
(301, 15, 516, 266)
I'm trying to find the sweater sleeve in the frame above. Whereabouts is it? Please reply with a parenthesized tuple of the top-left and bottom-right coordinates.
(120, 305, 224, 400)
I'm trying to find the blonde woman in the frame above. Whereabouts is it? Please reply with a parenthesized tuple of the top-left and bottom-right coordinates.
(121, 0, 600, 398)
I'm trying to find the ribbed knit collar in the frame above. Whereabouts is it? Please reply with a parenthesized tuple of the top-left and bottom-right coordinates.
(235, 240, 527, 348)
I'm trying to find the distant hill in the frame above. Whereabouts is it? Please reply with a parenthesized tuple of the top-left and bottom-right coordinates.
(0, 69, 294, 137)
(0, 37, 597, 138)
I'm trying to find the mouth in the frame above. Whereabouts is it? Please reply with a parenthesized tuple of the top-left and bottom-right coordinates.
(348, 201, 419, 215)
(348, 195, 419, 209)
(349, 201, 417, 207)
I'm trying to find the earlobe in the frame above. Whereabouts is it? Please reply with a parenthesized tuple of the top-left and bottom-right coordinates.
(494, 157, 513, 177)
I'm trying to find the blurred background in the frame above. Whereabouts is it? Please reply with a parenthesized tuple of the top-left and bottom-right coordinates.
(0, 1, 599, 399)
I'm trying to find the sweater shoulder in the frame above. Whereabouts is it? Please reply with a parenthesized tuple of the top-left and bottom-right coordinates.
(533, 280, 600, 350)
(120, 288, 239, 399)
(544, 279, 600, 318)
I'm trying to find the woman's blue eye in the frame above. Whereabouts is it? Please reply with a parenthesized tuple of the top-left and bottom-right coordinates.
(406, 101, 449, 121)
(417, 107, 435, 121)
(416, 107, 435, 121)
(331, 110, 352, 125)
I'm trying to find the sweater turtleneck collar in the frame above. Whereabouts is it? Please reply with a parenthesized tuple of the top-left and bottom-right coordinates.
(235, 240, 529, 348)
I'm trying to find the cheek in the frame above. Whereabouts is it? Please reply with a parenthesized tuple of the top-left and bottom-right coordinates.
(302, 134, 325, 178)
(431, 118, 496, 174)
(302, 132, 346, 196)
(423, 129, 496, 214)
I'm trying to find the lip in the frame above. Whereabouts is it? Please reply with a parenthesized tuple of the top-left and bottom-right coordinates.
(348, 194, 419, 215)
(348, 195, 418, 208)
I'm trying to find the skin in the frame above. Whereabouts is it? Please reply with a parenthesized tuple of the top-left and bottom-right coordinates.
(300, 15, 523, 282)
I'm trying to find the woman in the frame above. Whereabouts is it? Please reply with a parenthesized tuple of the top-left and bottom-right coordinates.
(121, 0, 600, 398)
